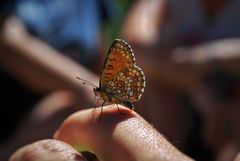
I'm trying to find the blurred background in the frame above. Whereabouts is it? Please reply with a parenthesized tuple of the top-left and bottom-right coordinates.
(1, 0, 240, 161)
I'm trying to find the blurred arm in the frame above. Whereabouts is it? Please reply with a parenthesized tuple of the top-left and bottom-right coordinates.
(0, 17, 98, 96)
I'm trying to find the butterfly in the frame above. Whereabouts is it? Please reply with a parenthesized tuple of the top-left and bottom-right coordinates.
(77, 39, 145, 115)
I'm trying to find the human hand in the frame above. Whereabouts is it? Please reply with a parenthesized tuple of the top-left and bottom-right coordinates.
(9, 139, 88, 161)
(10, 105, 193, 161)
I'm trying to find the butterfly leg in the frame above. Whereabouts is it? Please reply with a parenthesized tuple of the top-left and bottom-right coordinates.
(96, 98, 102, 105)
(98, 101, 106, 121)
(122, 101, 134, 110)
(116, 104, 125, 115)
(93, 95, 97, 105)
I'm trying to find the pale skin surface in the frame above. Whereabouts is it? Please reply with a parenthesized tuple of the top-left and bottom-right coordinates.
(9, 139, 88, 161)
(10, 105, 194, 161)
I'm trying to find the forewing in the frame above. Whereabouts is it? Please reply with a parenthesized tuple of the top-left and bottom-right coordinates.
(100, 39, 135, 88)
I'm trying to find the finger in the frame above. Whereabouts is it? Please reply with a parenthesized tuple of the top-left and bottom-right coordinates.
(234, 153, 240, 161)
(9, 139, 87, 161)
(54, 105, 193, 161)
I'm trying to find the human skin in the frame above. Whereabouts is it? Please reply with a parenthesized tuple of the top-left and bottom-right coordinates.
(53, 105, 193, 161)
(9, 139, 88, 161)
(8, 105, 240, 161)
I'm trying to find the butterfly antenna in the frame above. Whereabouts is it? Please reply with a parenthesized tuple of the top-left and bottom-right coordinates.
(76, 77, 97, 88)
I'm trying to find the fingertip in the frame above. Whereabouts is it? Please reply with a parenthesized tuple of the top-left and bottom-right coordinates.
(9, 139, 87, 161)
(93, 104, 136, 123)
(53, 130, 59, 139)
(54, 105, 138, 157)
(54, 105, 193, 161)
(54, 105, 192, 161)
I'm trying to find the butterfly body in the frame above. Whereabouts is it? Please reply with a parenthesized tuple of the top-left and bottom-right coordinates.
(94, 87, 134, 109)
(94, 39, 145, 110)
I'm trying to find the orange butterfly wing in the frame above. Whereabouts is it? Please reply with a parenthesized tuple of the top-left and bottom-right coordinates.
(100, 39, 145, 102)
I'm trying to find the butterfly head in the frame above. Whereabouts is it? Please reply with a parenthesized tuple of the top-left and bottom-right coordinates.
(93, 87, 100, 95)
(93, 87, 111, 102)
